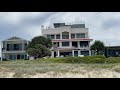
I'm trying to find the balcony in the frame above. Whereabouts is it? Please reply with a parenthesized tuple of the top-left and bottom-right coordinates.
(2, 48, 26, 53)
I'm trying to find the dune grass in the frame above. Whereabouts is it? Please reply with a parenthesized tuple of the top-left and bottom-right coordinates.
(0, 59, 120, 78)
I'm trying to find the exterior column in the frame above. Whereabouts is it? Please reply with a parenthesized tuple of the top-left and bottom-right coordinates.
(16, 54, 17, 60)
(69, 32, 71, 39)
(59, 42, 62, 48)
(60, 33, 62, 39)
(89, 50, 91, 56)
(5, 41, 6, 51)
(72, 50, 74, 57)
(51, 51, 54, 58)
(78, 50, 80, 56)
(27, 41, 29, 59)
(57, 50, 60, 57)
(70, 41, 72, 48)
(88, 41, 90, 48)
(22, 41, 24, 51)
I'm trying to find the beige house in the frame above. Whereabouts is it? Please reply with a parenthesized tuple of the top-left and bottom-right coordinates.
(2, 36, 29, 60)
(42, 23, 93, 58)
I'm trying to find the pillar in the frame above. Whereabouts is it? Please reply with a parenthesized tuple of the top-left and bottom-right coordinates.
(69, 32, 71, 39)
(5, 41, 6, 51)
(72, 50, 74, 57)
(59, 42, 62, 48)
(22, 41, 24, 51)
(78, 50, 81, 56)
(57, 50, 60, 57)
(89, 50, 91, 56)
(70, 41, 72, 48)
(51, 51, 54, 58)
(27, 41, 29, 59)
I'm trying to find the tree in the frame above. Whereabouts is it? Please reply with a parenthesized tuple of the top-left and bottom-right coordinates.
(90, 40, 105, 55)
(26, 36, 52, 59)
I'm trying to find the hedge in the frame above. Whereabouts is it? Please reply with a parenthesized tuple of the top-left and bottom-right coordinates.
(64, 55, 106, 64)
(105, 57, 120, 63)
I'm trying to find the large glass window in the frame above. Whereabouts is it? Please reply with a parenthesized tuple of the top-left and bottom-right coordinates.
(80, 41, 89, 47)
(21, 55, 24, 59)
(62, 32, 69, 39)
(56, 34, 60, 39)
(81, 51, 89, 56)
(62, 42, 69, 46)
(76, 33, 85, 38)
(47, 35, 55, 39)
(47, 35, 51, 39)
(74, 51, 78, 56)
(71, 34, 75, 39)
(51, 35, 55, 39)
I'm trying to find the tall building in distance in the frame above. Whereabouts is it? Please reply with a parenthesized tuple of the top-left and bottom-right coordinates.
(42, 23, 93, 58)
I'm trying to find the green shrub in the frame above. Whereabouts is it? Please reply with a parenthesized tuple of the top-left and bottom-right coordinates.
(64, 55, 106, 64)
(64, 57, 82, 63)
(43, 58, 65, 63)
(81, 56, 106, 64)
(105, 57, 120, 63)
(41, 55, 106, 64)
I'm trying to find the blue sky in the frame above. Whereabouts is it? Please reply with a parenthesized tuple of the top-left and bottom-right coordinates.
(0, 12, 120, 46)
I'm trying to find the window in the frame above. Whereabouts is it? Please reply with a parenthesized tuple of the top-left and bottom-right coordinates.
(47, 35, 51, 39)
(47, 35, 55, 39)
(21, 55, 24, 59)
(76, 33, 85, 38)
(62, 42, 69, 46)
(81, 51, 89, 56)
(80, 33, 85, 38)
(71, 34, 75, 39)
(80, 41, 89, 47)
(56, 34, 60, 39)
(62, 32, 69, 39)
(51, 35, 55, 39)
(57, 42, 59, 47)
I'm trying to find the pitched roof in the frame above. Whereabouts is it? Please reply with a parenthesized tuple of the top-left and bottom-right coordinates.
(3, 36, 28, 41)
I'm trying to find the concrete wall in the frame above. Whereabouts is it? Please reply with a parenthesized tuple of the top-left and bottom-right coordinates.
(42, 27, 89, 38)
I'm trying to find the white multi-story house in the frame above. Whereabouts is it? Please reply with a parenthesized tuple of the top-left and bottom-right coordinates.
(42, 23, 93, 58)
(1, 36, 29, 60)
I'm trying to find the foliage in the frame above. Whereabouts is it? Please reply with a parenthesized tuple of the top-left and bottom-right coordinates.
(41, 55, 106, 64)
(26, 36, 52, 58)
(105, 57, 120, 63)
(63, 55, 106, 64)
(90, 40, 105, 55)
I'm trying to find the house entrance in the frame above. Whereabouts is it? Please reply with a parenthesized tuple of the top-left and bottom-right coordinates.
(17, 55, 20, 59)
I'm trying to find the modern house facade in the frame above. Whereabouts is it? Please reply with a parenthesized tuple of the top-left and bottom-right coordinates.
(1, 36, 29, 60)
(104, 46, 120, 57)
(42, 23, 93, 58)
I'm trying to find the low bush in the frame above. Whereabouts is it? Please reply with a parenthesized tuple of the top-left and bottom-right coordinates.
(40, 55, 106, 64)
(42, 58, 65, 63)
(105, 57, 120, 63)
(64, 57, 82, 63)
(63, 55, 106, 64)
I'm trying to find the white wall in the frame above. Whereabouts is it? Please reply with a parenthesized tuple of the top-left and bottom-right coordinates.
(42, 27, 89, 38)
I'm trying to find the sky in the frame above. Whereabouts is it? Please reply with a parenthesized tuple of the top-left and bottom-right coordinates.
(0, 12, 120, 56)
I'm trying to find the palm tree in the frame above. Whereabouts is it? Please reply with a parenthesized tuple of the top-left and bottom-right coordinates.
(90, 40, 105, 55)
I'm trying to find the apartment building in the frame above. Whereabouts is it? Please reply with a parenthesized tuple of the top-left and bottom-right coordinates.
(1, 36, 29, 60)
(42, 23, 93, 58)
